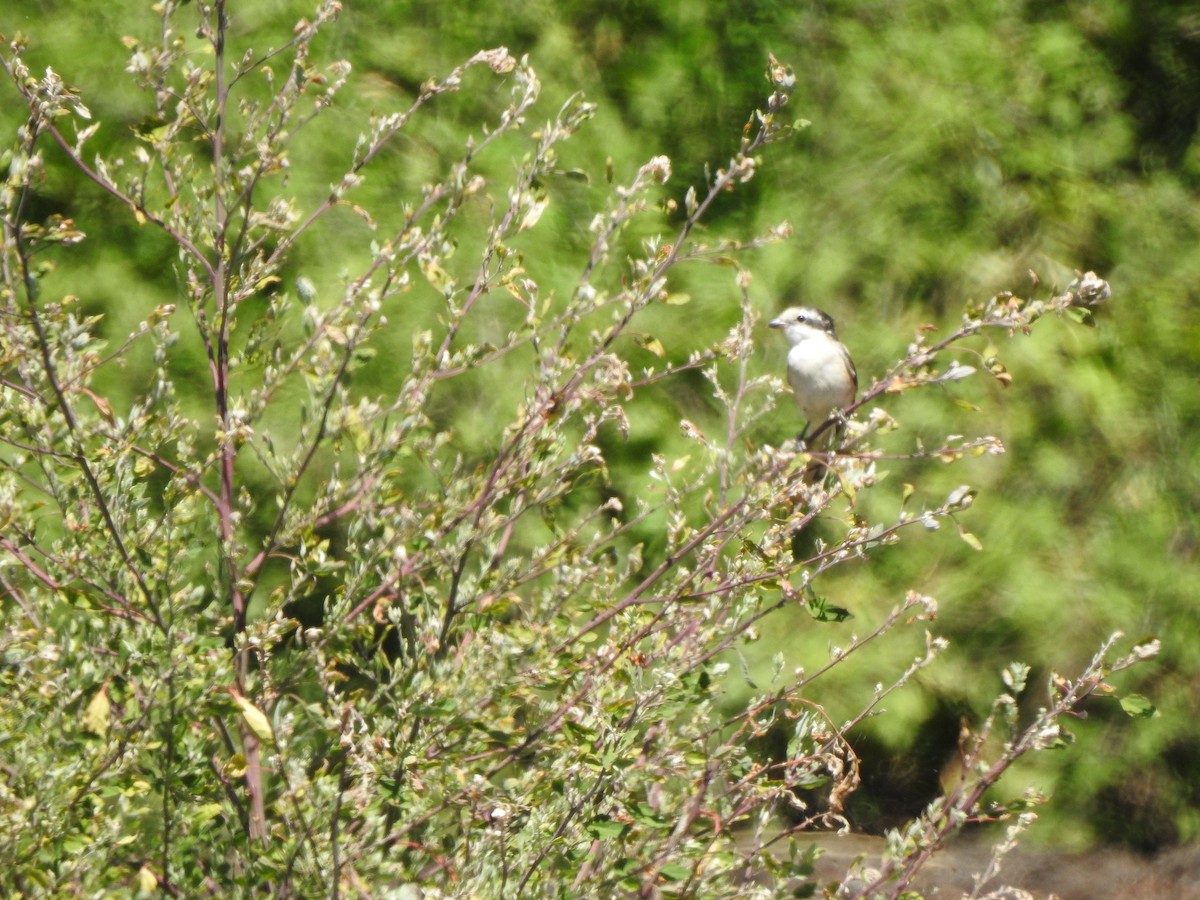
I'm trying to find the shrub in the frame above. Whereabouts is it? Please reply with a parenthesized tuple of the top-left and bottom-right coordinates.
(0, 3, 1154, 896)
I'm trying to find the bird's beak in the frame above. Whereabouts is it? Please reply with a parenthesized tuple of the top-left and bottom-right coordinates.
(768, 316, 783, 329)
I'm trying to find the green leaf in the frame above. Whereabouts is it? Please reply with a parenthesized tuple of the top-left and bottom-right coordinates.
(658, 862, 690, 881)
(132, 115, 171, 143)
(737, 648, 758, 689)
(1002, 662, 1030, 693)
(806, 594, 852, 623)
(196, 803, 225, 824)
(1065, 306, 1097, 327)
(562, 719, 596, 742)
(586, 815, 629, 840)
(631, 802, 668, 827)
(1119, 694, 1157, 719)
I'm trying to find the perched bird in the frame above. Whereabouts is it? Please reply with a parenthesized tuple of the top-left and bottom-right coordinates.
(769, 306, 857, 444)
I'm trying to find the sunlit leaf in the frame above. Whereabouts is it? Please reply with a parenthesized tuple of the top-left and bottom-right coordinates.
(958, 529, 984, 551)
(635, 334, 665, 358)
(226, 753, 248, 778)
(231, 692, 274, 746)
(1119, 694, 1157, 719)
(82, 684, 110, 737)
(136, 865, 157, 895)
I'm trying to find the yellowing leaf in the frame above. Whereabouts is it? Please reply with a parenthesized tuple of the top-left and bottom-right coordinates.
(232, 692, 275, 746)
(136, 864, 157, 895)
(959, 529, 984, 552)
(82, 684, 110, 737)
(634, 334, 665, 358)
(225, 752, 248, 777)
(421, 259, 455, 294)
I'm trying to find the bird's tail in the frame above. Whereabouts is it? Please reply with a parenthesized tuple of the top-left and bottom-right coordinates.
(799, 418, 844, 484)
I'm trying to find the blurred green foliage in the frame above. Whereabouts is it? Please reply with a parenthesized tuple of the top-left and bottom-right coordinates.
(5, 0, 1199, 854)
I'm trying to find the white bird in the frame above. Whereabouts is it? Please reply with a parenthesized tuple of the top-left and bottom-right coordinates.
(769, 306, 857, 444)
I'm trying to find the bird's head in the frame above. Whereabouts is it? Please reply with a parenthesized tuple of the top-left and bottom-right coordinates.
(768, 306, 839, 344)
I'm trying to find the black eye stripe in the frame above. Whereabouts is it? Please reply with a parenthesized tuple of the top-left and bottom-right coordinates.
(781, 309, 837, 332)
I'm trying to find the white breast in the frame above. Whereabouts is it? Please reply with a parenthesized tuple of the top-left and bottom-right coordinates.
(786, 337, 854, 425)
